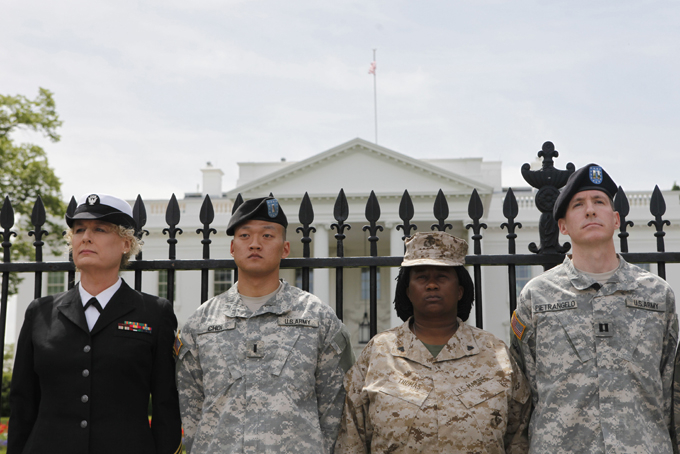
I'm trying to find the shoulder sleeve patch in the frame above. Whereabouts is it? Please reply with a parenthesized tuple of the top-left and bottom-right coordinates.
(511, 311, 527, 341)
(332, 326, 356, 372)
(670, 313, 678, 344)
(173, 330, 183, 358)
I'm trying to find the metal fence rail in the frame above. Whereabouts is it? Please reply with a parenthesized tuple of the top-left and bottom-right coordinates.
(1, 141, 679, 363)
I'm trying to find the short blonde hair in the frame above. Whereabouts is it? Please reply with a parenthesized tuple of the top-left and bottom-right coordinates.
(65, 225, 143, 269)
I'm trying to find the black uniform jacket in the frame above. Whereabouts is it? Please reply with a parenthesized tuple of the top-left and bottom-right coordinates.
(8, 280, 183, 454)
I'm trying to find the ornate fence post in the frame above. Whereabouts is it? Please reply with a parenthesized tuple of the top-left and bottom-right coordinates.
(162, 194, 183, 306)
(330, 189, 350, 321)
(501, 188, 522, 316)
(396, 190, 417, 251)
(133, 195, 149, 292)
(465, 189, 487, 329)
(614, 187, 634, 253)
(29, 196, 48, 299)
(431, 189, 452, 232)
(296, 193, 316, 292)
(648, 186, 670, 280)
(197, 195, 217, 303)
(230, 194, 244, 283)
(0, 197, 17, 375)
(522, 141, 574, 268)
(363, 191, 383, 337)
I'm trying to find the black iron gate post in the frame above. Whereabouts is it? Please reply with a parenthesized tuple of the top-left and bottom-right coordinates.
(363, 191, 383, 338)
(162, 194, 183, 307)
(466, 189, 487, 329)
(501, 188, 522, 317)
(133, 195, 150, 292)
(331, 189, 350, 321)
(522, 141, 574, 267)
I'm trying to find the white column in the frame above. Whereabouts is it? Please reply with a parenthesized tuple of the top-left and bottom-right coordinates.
(388, 222, 405, 328)
(6, 294, 17, 344)
(313, 224, 331, 307)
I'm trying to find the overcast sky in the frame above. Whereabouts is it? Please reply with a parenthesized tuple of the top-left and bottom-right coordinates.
(3, 0, 680, 202)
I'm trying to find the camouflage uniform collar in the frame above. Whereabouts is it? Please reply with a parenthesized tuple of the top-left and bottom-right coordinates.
(391, 319, 434, 368)
(436, 321, 480, 362)
(251, 280, 296, 316)
(391, 317, 480, 366)
(564, 254, 638, 293)
(223, 280, 295, 317)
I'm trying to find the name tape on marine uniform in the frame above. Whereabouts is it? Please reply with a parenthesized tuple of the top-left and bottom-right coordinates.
(454, 376, 491, 395)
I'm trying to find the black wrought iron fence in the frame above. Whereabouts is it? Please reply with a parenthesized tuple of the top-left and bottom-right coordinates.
(2, 141, 680, 363)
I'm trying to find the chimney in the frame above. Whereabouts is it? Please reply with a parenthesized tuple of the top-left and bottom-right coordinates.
(201, 162, 224, 197)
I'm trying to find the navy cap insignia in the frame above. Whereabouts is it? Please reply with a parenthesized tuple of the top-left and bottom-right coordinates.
(266, 199, 279, 218)
(589, 166, 603, 185)
(86, 194, 100, 206)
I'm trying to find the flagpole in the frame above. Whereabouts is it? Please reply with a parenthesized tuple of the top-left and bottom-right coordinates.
(372, 49, 378, 144)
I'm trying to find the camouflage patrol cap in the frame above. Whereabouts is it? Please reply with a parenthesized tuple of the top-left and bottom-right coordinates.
(226, 196, 288, 236)
(401, 231, 468, 267)
(553, 163, 618, 221)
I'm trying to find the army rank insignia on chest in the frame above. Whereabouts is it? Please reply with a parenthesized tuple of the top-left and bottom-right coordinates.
(118, 320, 152, 334)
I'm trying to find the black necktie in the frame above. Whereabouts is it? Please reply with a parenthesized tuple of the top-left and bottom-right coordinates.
(84, 297, 103, 313)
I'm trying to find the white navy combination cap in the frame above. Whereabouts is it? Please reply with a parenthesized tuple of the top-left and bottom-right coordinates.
(65, 193, 136, 230)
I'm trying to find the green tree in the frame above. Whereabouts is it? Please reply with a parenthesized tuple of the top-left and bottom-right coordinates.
(0, 88, 66, 294)
(672, 181, 679, 191)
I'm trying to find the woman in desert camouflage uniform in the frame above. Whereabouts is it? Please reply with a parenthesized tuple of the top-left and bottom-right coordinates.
(337, 231, 531, 454)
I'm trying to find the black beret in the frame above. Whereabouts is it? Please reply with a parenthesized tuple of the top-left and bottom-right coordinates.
(553, 163, 617, 221)
(66, 193, 137, 230)
(226, 196, 288, 236)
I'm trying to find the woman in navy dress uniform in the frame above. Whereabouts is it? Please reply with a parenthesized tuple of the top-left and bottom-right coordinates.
(8, 193, 183, 454)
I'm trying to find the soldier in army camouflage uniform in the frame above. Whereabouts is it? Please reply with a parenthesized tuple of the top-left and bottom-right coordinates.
(511, 164, 678, 454)
(337, 231, 531, 453)
(175, 196, 354, 454)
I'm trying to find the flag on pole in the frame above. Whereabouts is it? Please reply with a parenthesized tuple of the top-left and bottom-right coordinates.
(368, 61, 376, 75)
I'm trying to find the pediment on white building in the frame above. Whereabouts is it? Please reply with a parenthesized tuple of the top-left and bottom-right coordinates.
(225, 138, 494, 201)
